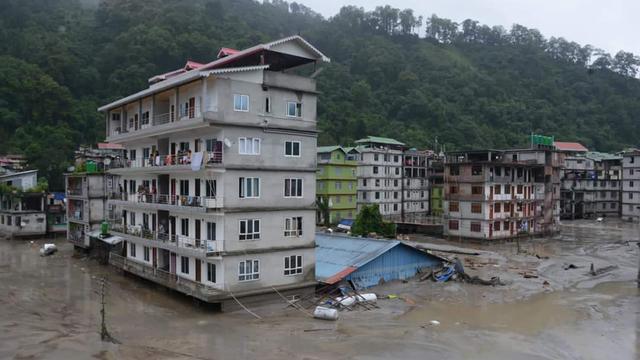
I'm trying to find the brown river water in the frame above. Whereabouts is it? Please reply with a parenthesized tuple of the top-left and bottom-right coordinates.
(0, 219, 638, 359)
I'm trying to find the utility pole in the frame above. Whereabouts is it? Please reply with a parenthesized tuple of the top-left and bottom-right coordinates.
(95, 277, 118, 343)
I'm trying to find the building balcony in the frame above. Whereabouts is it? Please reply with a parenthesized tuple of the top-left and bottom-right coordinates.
(109, 149, 223, 174)
(107, 108, 212, 143)
(108, 253, 226, 301)
(66, 188, 85, 197)
(109, 193, 223, 211)
(108, 221, 223, 256)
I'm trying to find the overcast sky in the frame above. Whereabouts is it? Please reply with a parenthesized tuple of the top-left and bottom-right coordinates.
(296, 0, 639, 55)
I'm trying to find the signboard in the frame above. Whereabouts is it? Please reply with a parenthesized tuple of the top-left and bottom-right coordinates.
(531, 134, 554, 147)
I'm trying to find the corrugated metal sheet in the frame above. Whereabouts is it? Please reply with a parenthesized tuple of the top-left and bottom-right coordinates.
(316, 233, 443, 288)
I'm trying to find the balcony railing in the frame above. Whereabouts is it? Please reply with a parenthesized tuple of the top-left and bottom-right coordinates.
(69, 210, 85, 221)
(108, 221, 220, 254)
(109, 192, 223, 209)
(111, 150, 223, 170)
(67, 188, 84, 196)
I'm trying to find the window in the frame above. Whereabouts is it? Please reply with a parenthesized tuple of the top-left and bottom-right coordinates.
(233, 94, 249, 111)
(181, 256, 189, 274)
(239, 177, 260, 198)
(284, 178, 303, 198)
(284, 255, 303, 275)
(494, 185, 502, 195)
(495, 167, 502, 176)
(395, 168, 400, 175)
(265, 97, 271, 113)
(239, 219, 260, 240)
(181, 218, 189, 237)
(394, 155, 399, 163)
(375, 192, 380, 199)
(504, 203, 511, 212)
(373, 166, 379, 174)
(129, 242, 136, 257)
(611, 203, 616, 209)
(129, 149, 137, 161)
(284, 217, 303, 237)
(179, 180, 189, 196)
(470, 222, 482, 232)
(141, 111, 150, 125)
(471, 186, 483, 195)
(207, 263, 216, 283)
(630, 181, 634, 188)
(495, 203, 501, 212)
(448, 220, 459, 230)
(449, 165, 460, 176)
(335, 181, 342, 190)
(207, 222, 216, 240)
(238, 259, 259, 281)
(143, 246, 150, 262)
(449, 201, 459, 212)
(449, 185, 459, 194)
(472, 166, 483, 175)
(206, 180, 216, 197)
(471, 203, 482, 213)
(239, 137, 260, 155)
(285, 141, 301, 157)
(629, 193, 633, 199)
(286, 101, 302, 117)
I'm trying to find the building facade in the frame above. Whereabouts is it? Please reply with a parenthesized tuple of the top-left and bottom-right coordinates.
(0, 170, 47, 238)
(66, 145, 122, 248)
(621, 149, 640, 222)
(443, 148, 562, 240)
(355, 136, 406, 217)
(101, 36, 327, 307)
(316, 146, 357, 224)
(402, 149, 430, 222)
(560, 152, 622, 219)
(428, 156, 444, 217)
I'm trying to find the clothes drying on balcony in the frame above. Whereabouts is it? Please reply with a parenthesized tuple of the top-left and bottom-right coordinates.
(191, 152, 204, 171)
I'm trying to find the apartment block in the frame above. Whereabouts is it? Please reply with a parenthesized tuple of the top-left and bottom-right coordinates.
(0, 170, 47, 238)
(443, 148, 562, 240)
(428, 156, 444, 217)
(621, 149, 640, 222)
(100, 36, 328, 308)
(316, 146, 358, 224)
(355, 136, 406, 217)
(560, 152, 622, 219)
(402, 149, 430, 221)
(66, 144, 123, 248)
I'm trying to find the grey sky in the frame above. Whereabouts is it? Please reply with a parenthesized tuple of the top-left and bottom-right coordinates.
(297, 0, 639, 55)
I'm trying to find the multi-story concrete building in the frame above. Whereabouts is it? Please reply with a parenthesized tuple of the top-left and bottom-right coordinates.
(621, 149, 640, 222)
(402, 149, 430, 222)
(443, 148, 562, 240)
(355, 136, 406, 217)
(428, 156, 444, 217)
(66, 144, 123, 249)
(316, 146, 357, 224)
(0, 170, 47, 238)
(560, 152, 622, 219)
(100, 36, 328, 308)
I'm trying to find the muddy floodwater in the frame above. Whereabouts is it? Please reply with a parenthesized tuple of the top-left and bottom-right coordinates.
(1, 220, 639, 359)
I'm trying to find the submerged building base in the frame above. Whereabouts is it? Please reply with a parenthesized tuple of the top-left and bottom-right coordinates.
(108, 253, 316, 311)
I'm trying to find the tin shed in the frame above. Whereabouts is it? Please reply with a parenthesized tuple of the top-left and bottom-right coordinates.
(316, 233, 444, 288)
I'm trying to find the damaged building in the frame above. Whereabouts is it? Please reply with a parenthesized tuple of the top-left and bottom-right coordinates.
(443, 147, 563, 240)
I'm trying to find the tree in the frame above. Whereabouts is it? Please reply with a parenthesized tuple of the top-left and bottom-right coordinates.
(425, 14, 458, 44)
(351, 205, 396, 238)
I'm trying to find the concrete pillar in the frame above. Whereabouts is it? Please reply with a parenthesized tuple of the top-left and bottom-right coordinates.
(201, 77, 208, 114)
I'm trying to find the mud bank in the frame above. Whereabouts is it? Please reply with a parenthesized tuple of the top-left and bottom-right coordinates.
(0, 220, 638, 359)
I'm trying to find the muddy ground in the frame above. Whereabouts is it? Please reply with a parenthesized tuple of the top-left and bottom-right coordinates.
(0, 220, 639, 359)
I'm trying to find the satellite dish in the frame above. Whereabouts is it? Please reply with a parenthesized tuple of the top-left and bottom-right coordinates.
(224, 138, 232, 148)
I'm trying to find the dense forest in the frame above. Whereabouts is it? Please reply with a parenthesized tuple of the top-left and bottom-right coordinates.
(1, 0, 640, 189)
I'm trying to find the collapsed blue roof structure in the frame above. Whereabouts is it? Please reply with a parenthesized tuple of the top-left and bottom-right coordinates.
(315, 233, 444, 288)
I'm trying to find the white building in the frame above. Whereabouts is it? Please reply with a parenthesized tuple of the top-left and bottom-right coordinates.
(100, 36, 328, 309)
(0, 170, 47, 238)
(355, 136, 406, 217)
(621, 149, 640, 222)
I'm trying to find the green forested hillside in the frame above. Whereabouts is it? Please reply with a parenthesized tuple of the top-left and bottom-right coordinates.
(1, 0, 640, 189)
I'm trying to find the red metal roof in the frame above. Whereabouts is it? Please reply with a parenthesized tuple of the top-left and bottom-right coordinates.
(217, 47, 239, 58)
(554, 141, 588, 152)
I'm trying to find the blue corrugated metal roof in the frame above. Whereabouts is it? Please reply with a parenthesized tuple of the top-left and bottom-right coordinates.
(316, 233, 443, 286)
